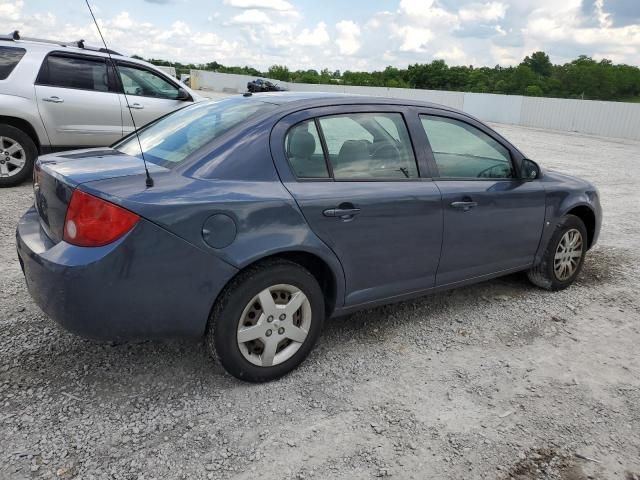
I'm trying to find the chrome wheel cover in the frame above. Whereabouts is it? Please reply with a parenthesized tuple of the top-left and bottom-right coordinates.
(554, 228, 583, 281)
(0, 136, 26, 178)
(237, 284, 312, 367)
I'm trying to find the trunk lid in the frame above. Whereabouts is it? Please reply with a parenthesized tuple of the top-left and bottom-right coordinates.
(34, 148, 167, 243)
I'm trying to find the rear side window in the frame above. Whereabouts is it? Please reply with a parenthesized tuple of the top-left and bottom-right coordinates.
(36, 54, 110, 92)
(0, 46, 26, 80)
(318, 113, 419, 180)
(420, 115, 514, 179)
(285, 120, 329, 178)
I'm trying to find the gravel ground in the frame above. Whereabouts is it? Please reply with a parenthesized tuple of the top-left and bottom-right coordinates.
(1, 124, 639, 480)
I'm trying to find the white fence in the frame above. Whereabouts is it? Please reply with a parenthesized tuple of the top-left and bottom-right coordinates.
(156, 66, 177, 78)
(190, 70, 640, 140)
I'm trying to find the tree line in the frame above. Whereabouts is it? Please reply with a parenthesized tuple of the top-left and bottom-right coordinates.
(136, 51, 640, 102)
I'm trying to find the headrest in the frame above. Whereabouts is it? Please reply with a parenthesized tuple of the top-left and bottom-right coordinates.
(338, 140, 370, 163)
(289, 130, 316, 158)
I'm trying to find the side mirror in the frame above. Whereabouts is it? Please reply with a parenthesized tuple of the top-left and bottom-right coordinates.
(177, 88, 191, 101)
(521, 158, 541, 180)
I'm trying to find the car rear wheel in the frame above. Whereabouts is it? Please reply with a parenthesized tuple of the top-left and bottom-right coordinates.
(527, 214, 588, 291)
(206, 259, 325, 382)
(0, 125, 37, 187)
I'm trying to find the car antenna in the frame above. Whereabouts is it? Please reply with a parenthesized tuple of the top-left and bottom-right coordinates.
(84, 0, 154, 188)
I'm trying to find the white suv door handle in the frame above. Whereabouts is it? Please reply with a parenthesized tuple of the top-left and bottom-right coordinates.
(42, 96, 64, 103)
(128, 103, 144, 109)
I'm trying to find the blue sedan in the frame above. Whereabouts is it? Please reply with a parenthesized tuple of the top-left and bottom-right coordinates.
(16, 93, 602, 382)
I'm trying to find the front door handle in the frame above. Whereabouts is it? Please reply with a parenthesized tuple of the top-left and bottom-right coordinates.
(128, 103, 144, 109)
(323, 207, 361, 218)
(450, 201, 478, 211)
(42, 96, 64, 103)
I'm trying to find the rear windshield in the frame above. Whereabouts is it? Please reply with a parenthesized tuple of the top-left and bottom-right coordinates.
(114, 97, 277, 167)
(0, 46, 26, 80)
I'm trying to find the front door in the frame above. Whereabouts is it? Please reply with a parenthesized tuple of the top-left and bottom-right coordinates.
(274, 109, 443, 307)
(418, 113, 546, 285)
(115, 61, 190, 132)
(34, 52, 123, 147)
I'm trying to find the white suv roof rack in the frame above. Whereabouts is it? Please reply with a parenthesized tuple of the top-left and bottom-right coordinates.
(0, 30, 123, 56)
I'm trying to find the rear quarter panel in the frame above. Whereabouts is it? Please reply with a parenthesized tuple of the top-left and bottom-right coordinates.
(82, 172, 347, 310)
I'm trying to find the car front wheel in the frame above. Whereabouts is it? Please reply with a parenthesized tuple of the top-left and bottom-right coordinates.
(527, 214, 588, 290)
(207, 259, 325, 382)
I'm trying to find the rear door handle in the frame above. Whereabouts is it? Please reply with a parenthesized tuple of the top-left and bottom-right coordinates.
(323, 207, 361, 218)
(42, 96, 64, 103)
(128, 103, 144, 109)
(450, 201, 478, 211)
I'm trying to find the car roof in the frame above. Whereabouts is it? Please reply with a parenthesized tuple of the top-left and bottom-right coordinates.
(244, 91, 462, 114)
(1, 36, 120, 57)
(1, 36, 181, 77)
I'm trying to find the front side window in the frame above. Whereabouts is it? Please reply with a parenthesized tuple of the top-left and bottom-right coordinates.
(0, 46, 26, 80)
(37, 54, 109, 91)
(420, 115, 514, 179)
(318, 113, 418, 180)
(285, 120, 329, 178)
(117, 64, 180, 99)
(114, 97, 277, 167)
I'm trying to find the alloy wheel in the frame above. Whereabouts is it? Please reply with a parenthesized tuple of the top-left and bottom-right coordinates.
(236, 284, 312, 367)
(0, 136, 26, 178)
(553, 228, 583, 281)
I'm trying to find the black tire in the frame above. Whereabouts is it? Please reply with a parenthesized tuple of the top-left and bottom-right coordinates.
(206, 259, 325, 382)
(527, 214, 588, 291)
(0, 124, 37, 187)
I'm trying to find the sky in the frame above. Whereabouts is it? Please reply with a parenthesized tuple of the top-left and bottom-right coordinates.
(2, 0, 639, 71)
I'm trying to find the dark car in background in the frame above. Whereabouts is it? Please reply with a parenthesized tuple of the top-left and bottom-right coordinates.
(16, 92, 601, 382)
(247, 78, 285, 93)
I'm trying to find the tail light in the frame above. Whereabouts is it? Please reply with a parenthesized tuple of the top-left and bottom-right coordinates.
(63, 190, 139, 247)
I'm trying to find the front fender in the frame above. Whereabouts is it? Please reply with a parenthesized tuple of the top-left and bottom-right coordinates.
(534, 174, 601, 262)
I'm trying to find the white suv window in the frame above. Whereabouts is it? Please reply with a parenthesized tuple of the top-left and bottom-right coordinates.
(36, 53, 110, 92)
(116, 64, 180, 100)
(0, 46, 26, 80)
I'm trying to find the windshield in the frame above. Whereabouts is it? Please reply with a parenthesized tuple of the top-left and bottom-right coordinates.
(114, 97, 277, 167)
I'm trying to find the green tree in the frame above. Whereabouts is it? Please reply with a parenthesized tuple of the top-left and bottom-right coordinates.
(524, 85, 544, 96)
(522, 51, 553, 77)
(267, 65, 291, 81)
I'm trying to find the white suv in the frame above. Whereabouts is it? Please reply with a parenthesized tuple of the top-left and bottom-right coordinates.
(0, 31, 204, 187)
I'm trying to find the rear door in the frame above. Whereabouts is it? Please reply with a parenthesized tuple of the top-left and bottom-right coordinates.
(115, 61, 192, 132)
(271, 106, 443, 307)
(34, 52, 123, 147)
(416, 111, 546, 285)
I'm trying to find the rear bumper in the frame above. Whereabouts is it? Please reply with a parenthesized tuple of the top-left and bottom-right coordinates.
(16, 207, 238, 340)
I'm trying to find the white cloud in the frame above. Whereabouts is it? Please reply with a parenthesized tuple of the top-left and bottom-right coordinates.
(393, 25, 434, 53)
(398, 0, 458, 29)
(0, 0, 22, 21)
(398, 0, 435, 17)
(459, 2, 508, 23)
(335, 20, 361, 55)
(434, 45, 468, 63)
(3, 0, 639, 73)
(223, 0, 294, 11)
(229, 9, 271, 25)
(296, 22, 329, 47)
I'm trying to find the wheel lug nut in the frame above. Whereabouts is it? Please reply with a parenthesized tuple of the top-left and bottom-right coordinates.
(267, 316, 273, 323)
(278, 327, 285, 335)
(265, 329, 272, 337)
(279, 314, 286, 320)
